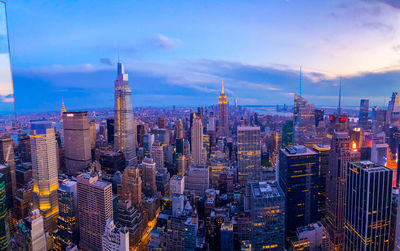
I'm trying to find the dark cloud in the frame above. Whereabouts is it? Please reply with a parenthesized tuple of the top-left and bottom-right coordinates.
(12, 59, 400, 113)
(100, 58, 112, 66)
(368, 0, 400, 9)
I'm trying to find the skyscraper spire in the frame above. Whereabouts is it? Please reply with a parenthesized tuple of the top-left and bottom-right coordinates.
(218, 80, 228, 137)
(338, 78, 342, 115)
(299, 66, 302, 97)
(61, 98, 66, 116)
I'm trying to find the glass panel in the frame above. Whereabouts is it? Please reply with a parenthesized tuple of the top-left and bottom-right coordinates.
(0, 2, 15, 120)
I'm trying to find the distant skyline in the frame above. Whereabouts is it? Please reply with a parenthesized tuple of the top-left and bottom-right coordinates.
(3, 0, 400, 113)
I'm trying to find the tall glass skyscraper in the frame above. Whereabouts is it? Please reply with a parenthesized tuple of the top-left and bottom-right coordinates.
(358, 99, 369, 129)
(344, 161, 392, 250)
(237, 126, 261, 184)
(114, 60, 137, 165)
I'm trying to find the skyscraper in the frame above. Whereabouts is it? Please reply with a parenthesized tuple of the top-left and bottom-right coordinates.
(151, 141, 164, 170)
(57, 180, 77, 243)
(191, 113, 206, 165)
(107, 118, 115, 145)
(217, 81, 229, 137)
(63, 111, 91, 175)
(16, 209, 46, 251)
(313, 144, 330, 220)
(77, 173, 113, 250)
(372, 106, 386, 132)
(119, 165, 142, 209)
(30, 120, 59, 232)
(324, 130, 360, 250)
(0, 134, 16, 209)
(279, 145, 319, 245)
(185, 164, 209, 196)
(0, 174, 9, 250)
(237, 126, 261, 184)
(293, 94, 317, 147)
(114, 60, 137, 165)
(175, 119, 184, 139)
(358, 99, 369, 129)
(246, 181, 285, 250)
(141, 157, 157, 197)
(387, 92, 400, 125)
(344, 161, 392, 250)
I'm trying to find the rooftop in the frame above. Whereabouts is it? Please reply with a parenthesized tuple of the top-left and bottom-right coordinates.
(238, 126, 260, 131)
(282, 145, 317, 156)
(250, 181, 283, 200)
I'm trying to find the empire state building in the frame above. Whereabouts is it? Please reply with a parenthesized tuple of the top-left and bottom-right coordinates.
(217, 81, 229, 137)
(114, 60, 137, 165)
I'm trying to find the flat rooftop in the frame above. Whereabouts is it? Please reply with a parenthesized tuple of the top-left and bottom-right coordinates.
(281, 145, 317, 156)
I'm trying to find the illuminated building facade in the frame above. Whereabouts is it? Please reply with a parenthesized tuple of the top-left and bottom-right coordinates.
(0, 174, 9, 250)
(290, 222, 330, 250)
(217, 81, 229, 138)
(63, 111, 91, 175)
(293, 94, 316, 147)
(57, 180, 77, 243)
(279, 146, 319, 246)
(77, 173, 113, 250)
(30, 120, 59, 232)
(324, 130, 360, 250)
(114, 60, 137, 165)
(209, 151, 229, 186)
(237, 126, 261, 185)
(246, 181, 285, 250)
(344, 161, 392, 250)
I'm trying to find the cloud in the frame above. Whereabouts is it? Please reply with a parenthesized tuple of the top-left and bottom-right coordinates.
(152, 34, 182, 50)
(362, 22, 394, 34)
(394, 44, 400, 53)
(12, 56, 400, 113)
(0, 94, 14, 103)
(368, 0, 400, 9)
(100, 58, 112, 66)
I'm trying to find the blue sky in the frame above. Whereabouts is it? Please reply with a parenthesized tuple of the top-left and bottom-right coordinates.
(2, 0, 400, 113)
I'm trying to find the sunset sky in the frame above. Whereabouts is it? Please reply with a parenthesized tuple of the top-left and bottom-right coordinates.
(2, 0, 400, 112)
